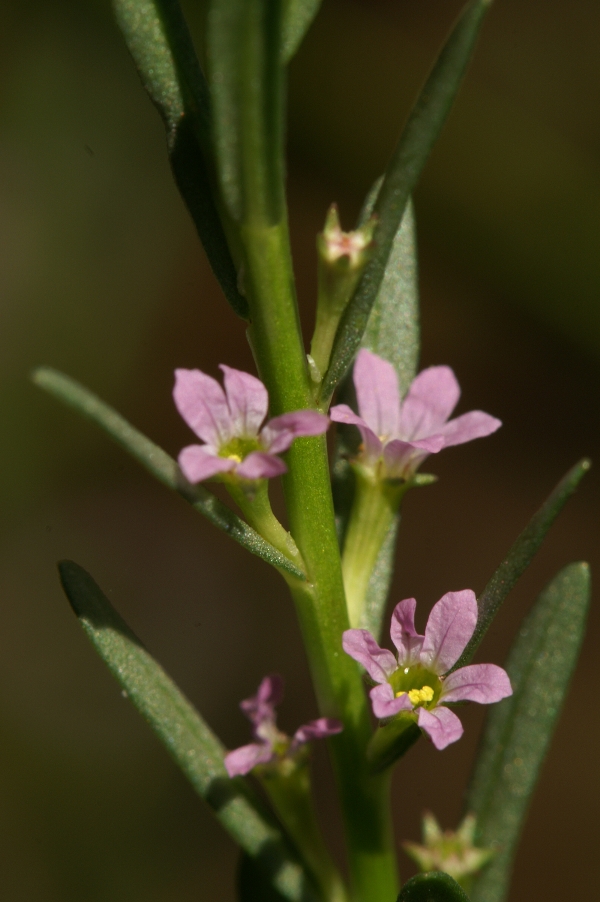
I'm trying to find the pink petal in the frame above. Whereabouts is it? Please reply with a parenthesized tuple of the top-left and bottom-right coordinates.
(178, 445, 235, 483)
(262, 410, 329, 454)
(241, 674, 284, 727)
(418, 706, 464, 750)
(220, 365, 268, 438)
(441, 664, 512, 704)
(292, 718, 343, 746)
(256, 674, 285, 707)
(353, 349, 401, 440)
(370, 682, 413, 719)
(398, 366, 460, 441)
(437, 410, 502, 447)
(236, 452, 287, 480)
(224, 742, 274, 777)
(330, 404, 382, 461)
(382, 436, 444, 478)
(342, 629, 397, 683)
(420, 590, 478, 674)
(390, 598, 424, 666)
(173, 368, 233, 446)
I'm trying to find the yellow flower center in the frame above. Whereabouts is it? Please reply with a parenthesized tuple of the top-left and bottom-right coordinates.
(396, 685, 435, 707)
(389, 665, 442, 710)
(219, 436, 260, 463)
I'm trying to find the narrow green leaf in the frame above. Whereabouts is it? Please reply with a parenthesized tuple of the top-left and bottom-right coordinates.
(359, 197, 419, 638)
(33, 368, 305, 581)
(58, 561, 316, 902)
(467, 562, 591, 902)
(454, 458, 590, 670)
(360, 194, 420, 398)
(360, 516, 400, 641)
(320, 0, 491, 405)
(398, 872, 471, 902)
(113, 0, 248, 317)
(207, 0, 285, 225)
(332, 196, 419, 638)
(281, 0, 322, 63)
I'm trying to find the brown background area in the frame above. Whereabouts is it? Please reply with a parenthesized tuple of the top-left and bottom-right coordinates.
(0, 1, 598, 899)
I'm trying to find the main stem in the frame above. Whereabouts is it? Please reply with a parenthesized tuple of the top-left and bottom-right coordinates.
(219, 2, 398, 893)
(241, 219, 398, 902)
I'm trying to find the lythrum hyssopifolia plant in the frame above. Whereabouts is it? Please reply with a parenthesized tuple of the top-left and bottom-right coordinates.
(33, 2, 591, 901)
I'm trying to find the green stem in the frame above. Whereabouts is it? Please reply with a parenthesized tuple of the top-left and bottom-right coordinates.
(341, 469, 405, 629)
(219, 3, 398, 895)
(261, 764, 348, 902)
(241, 220, 398, 902)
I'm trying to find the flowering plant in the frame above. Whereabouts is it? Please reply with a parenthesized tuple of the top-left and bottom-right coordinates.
(32, 2, 591, 902)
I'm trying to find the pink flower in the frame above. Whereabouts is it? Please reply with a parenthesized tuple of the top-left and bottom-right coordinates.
(174, 366, 329, 483)
(224, 675, 343, 777)
(330, 350, 501, 479)
(343, 591, 512, 750)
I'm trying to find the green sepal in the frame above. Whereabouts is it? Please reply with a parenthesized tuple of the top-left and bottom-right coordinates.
(33, 368, 305, 581)
(113, 0, 248, 318)
(320, 0, 492, 405)
(397, 872, 471, 902)
(366, 718, 421, 775)
(281, 0, 322, 63)
(467, 562, 590, 902)
(58, 561, 317, 902)
(453, 458, 590, 671)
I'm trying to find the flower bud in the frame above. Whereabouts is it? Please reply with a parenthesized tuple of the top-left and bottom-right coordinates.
(309, 205, 376, 382)
(403, 812, 495, 890)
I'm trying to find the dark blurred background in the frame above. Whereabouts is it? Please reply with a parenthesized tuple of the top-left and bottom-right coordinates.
(0, 0, 598, 899)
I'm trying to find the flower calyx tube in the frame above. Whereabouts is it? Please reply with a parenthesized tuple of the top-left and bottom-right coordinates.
(225, 676, 347, 902)
(333, 350, 501, 627)
(173, 365, 329, 569)
(343, 592, 512, 771)
(308, 206, 376, 386)
(224, 674, 343, 778)
(403, 812, 495, 892)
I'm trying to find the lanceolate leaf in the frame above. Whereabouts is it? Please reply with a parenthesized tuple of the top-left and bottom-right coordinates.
(454, 458, 590, 671)
(360, 517, 400, 641)
(398, 872, 471, 902)
(113, 0, 248, 317)
(467, 562, 591, 902)
(332, 197, 419, 639)
(320, 0, 492, 405)
(33, 368, 305, 581)
(207, 0, 285, 225)
(281, 0, 322, 63)
(360, 195, 420, 398)
(59, 561, 316, 902)
(359, 197, 419, 639)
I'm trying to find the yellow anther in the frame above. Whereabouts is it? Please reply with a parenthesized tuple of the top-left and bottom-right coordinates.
(407, 686, 435, 706)
(395, 690, 406, 699)
(229, 453, 243, 463)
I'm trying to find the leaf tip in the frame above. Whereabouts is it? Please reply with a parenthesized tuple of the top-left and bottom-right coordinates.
(31, 366, 50, 387)
(58, 559, 92, 617)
